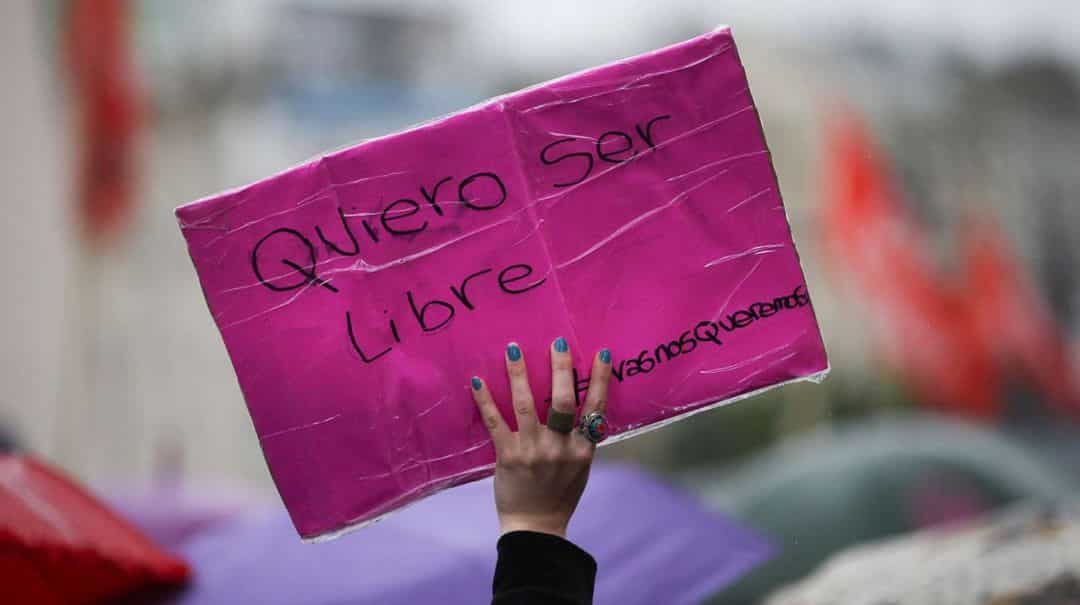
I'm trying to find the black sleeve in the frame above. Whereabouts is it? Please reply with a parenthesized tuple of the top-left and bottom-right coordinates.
(492, 531, 597, 605)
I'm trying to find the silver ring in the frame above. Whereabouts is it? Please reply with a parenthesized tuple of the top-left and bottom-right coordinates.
(579, 412, 608, 444)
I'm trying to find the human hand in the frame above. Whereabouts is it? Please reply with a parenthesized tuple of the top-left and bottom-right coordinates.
(470, 338, 612, 539)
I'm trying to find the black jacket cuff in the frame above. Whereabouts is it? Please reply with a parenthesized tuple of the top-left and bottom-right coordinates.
(493, 530, 597, 604)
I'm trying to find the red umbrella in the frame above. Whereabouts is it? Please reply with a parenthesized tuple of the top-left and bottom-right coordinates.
(0, 455, 189, 605)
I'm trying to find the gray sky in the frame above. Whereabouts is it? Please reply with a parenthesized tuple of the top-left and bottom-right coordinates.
(466, 0, 1080, 68)
(209, 0, 1080, 75)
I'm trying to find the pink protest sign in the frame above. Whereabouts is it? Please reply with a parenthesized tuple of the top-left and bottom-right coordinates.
(176, 28, 829, 541)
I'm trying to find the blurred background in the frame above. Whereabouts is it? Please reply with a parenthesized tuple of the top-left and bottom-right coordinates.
(2, 1, 1080, 603)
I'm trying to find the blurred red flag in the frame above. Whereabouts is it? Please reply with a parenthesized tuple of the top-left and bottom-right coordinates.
(961, 219, 1080, 418)
(821, 114, 1000, 419)
(65, 0, 143, 245)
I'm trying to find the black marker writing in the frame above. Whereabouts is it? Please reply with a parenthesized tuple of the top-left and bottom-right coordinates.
(610, 284, 811, 383)
(539, 114, 672, 188)
(343, 261, 548, 365)
(251, 228, 339, 293)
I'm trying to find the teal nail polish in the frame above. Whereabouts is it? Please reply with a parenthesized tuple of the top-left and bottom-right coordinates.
(507, 343, 522, 361)
(599, 348, 611, 363)
(554, 337, 568, 353)
(471, 376, 482, 390)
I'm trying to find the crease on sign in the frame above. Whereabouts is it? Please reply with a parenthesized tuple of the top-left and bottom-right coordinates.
(352, 439, 493, 483)
(344, 198, 479, 220)
(178, 191, 254, 231)
(738, 351, 799, 386)
(413, 396, 449, 421)
(520, 82, 657, 114)
(725, 187, 773, 214)
(699, 341, 797, 375)
(555, 166, 732, 270)
(545, 131, 601, 143)
(205, 193, 328, 246)
(508, 216, 545, 250)
(324, 212, 512, 276)
(412, 395, 436, 491)
(387, 395, 452, 454)
(220, 279, 319, 329)
(704, 242, 785, 269)
(520, 42, 732, 116)
(203, 195, 330, 248)
(191, 171, 412, 242)
(260, 413, 344, 441)
(708, 256, 765, 321)
(666, 159, 733, 183)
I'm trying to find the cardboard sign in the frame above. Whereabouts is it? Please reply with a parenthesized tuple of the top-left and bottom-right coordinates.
(176, 27, 829, 541)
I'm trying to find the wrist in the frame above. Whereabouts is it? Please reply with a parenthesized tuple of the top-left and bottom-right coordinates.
(499, 514, 568, 539)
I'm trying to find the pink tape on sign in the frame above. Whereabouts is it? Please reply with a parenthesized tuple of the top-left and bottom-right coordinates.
(176, 28, 829, 541)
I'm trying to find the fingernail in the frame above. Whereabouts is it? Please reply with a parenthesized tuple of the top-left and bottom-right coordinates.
(599, 348, 611, 363)
(553, 337, 568, 353)
(506, 343, 522, 361)
(471, 376, 482, 390)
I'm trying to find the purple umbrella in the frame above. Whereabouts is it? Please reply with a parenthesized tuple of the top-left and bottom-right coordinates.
(141, 464, 770, 605)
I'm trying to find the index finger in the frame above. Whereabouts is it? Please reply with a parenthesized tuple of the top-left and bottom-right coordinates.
(469, 376, 509, 450)
(505, 342, 539, 435)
